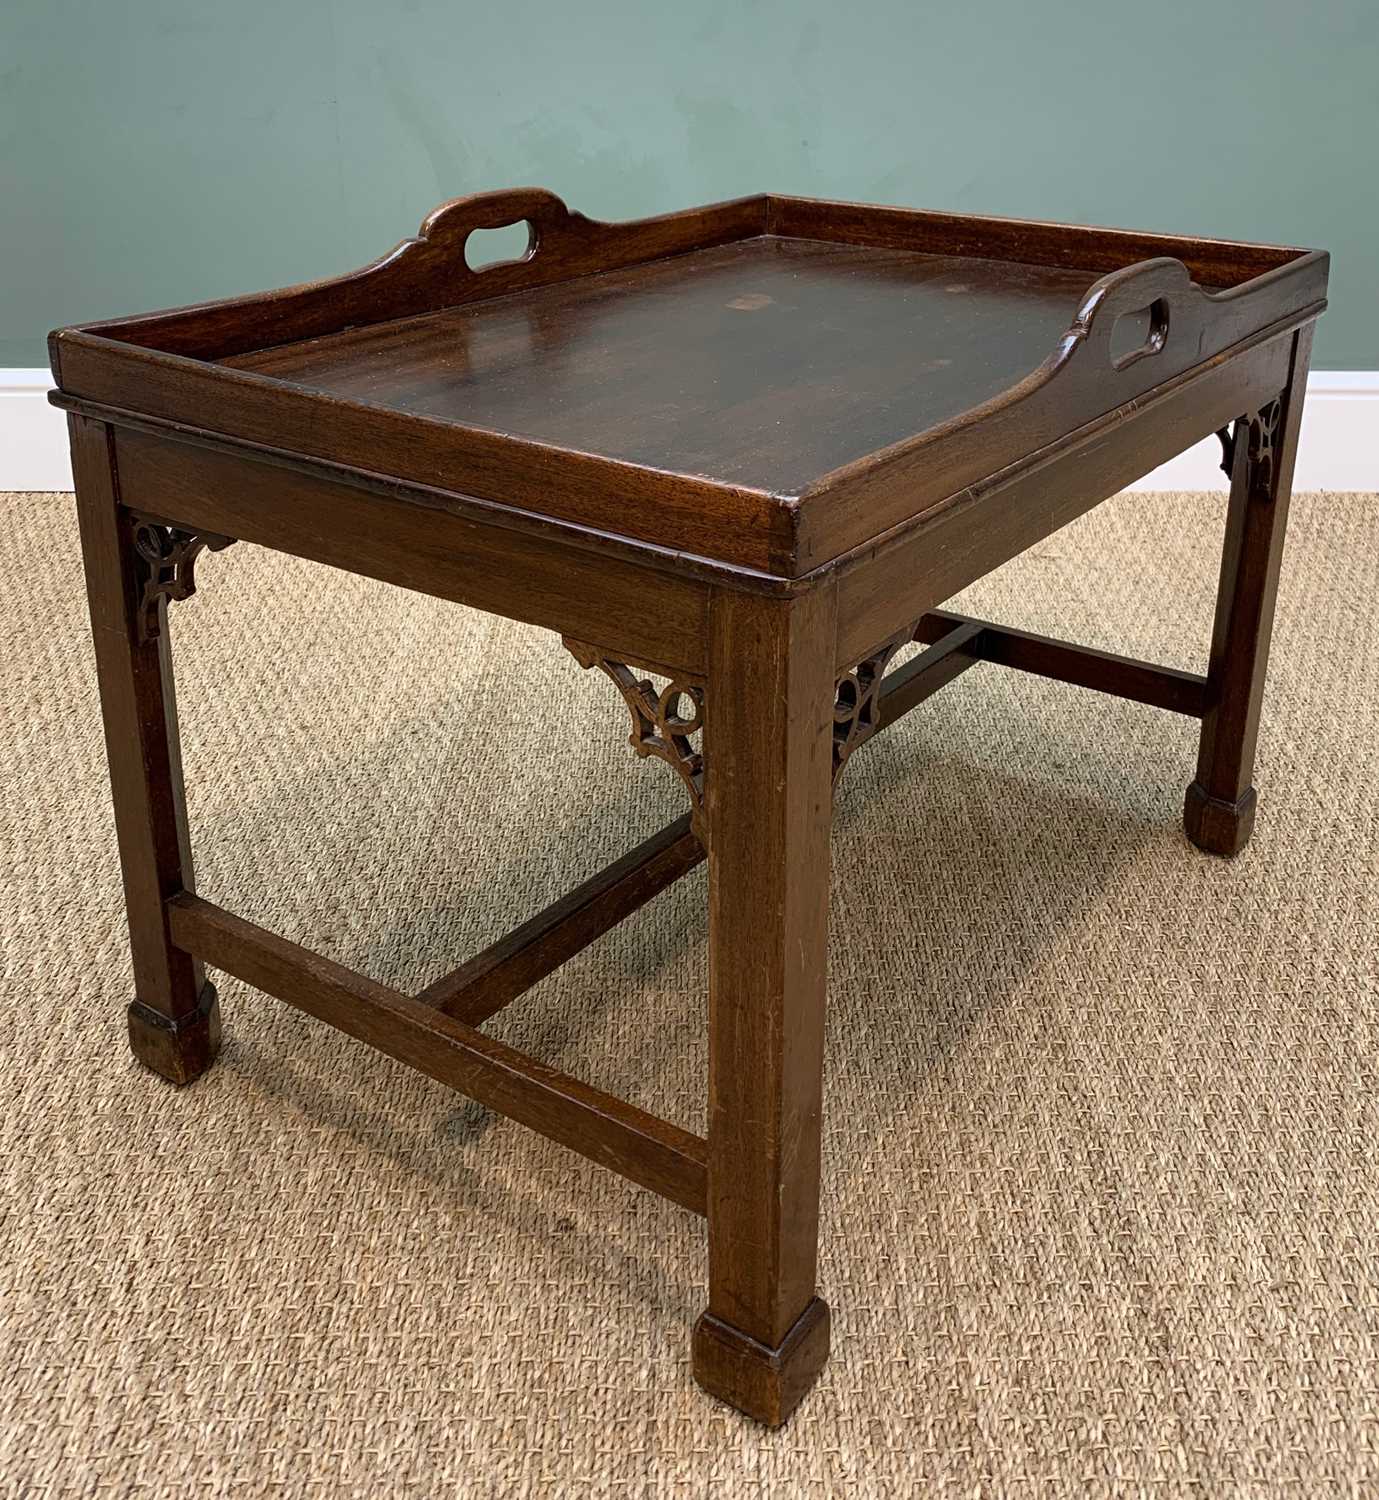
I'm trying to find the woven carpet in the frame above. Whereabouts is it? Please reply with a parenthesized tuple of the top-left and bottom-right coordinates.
(2, 489, 1376, 1497)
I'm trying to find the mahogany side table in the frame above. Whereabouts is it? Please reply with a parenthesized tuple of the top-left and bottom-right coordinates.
(51, 190, 1327, 1425)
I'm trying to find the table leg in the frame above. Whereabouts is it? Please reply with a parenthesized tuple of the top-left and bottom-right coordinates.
(1186, 327, 1314, 857)
(692, 584, 837, 1425)
(70, 416, 220, 1084)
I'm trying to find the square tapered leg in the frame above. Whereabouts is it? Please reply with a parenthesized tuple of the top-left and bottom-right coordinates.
(71, 416, 221, 1085)
(1187, 328, 1313, 858)
(692, 584, 837, 1425)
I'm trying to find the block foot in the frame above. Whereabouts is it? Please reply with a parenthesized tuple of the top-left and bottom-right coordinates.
(127, 981, 222, 1085)
(692, 1295, 830, 1426)
(1184, 781, 1257, 857)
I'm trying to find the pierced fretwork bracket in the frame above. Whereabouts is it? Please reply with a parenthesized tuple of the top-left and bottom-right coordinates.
(564, 639, 706, 839)
(1216, 396, 1284, 501)
(130, 516, 236, 642)
(1243, 397, 1284, 502)
(832, 629, 911, 785)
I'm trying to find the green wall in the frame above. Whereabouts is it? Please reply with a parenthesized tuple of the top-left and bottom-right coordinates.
(3, 0, 1374, 368)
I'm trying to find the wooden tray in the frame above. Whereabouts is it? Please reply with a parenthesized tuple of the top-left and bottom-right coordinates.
(49, 189, 1328, 577)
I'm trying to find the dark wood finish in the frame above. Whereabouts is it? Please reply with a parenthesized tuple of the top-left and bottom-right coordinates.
(54, 189, 1327, 1426)
(914, 610, 1208, 717)
(417, 815, 703, 1024)
(693, 585, 836, 1425)
(1187, 327, 1314, 855)
(766, 194, 1314, 288)
(166, 894, 709, 1214)
(792, 257, 1322, 572)
(50, 395, 788, 597)
(72, 189, 768, 360)
(69, 415, 220, 1085)
(126, 982, 221, 1086)
(223, 238, 1101, 499)
(693, 1297, 831, 1429)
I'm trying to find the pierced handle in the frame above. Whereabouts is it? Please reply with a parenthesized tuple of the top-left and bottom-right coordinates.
(417, 187, 574, 270)
(1071, 257, 1199, 372)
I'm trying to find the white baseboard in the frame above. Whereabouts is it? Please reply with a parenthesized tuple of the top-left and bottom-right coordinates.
(3, 370, 74, 491)
(3, 367, 1375, 494)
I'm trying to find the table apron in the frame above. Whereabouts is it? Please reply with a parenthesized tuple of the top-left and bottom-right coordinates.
(833, 330, 1296, 670)
(110, 426, 713, 676)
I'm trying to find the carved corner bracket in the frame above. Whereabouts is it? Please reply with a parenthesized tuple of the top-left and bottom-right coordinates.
(832, 631, 910, 785)
(1216, 396, 1284, 500)
(129, 516, 236, 642)
(564, 639, 706, 838)
(566, 617, 944, 827)
(1243, 397, 1284, 502)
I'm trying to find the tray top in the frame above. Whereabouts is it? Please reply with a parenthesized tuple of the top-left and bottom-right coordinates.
(49, 190, 1327, 577)
(224, 237, 1101, 497)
